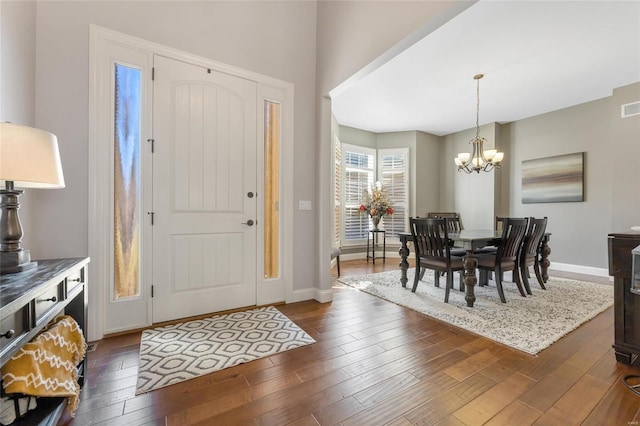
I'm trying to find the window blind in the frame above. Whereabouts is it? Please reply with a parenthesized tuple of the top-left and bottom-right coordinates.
(342, 145, 375, 244)
(378, 148, 408, 238)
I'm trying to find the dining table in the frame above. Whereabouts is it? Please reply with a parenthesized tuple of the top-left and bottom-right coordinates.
(398, 230, 551, 308)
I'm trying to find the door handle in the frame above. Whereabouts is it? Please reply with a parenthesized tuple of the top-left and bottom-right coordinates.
(242, 220, 255, 226)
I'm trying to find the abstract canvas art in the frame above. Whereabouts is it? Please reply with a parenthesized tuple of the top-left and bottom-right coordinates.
(522, 152, 584, 203)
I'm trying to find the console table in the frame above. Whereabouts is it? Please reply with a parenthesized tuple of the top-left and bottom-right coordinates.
(608, 232, 640, 364)
(0, 257, 89, 425)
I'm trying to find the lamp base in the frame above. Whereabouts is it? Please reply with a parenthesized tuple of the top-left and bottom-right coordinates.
(0, 249, 38, 275)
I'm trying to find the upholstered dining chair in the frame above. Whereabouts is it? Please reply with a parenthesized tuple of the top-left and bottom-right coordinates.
(519, 217, 548, 294)
(330, 247, 341, 277)
(409, 217, 464, 303)
(476, 217, 529, 303)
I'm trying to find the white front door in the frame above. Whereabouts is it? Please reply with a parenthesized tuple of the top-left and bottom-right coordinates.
(152, 55, 258, 323)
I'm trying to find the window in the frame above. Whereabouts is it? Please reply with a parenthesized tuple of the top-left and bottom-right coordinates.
(113, 64, 142, 299)
(334, 137, 342, 247)
(335, 143, 409, 246)
(341, 144, 375, 244)
(264, 100, 280, 279)
(378, 148, 409, 239)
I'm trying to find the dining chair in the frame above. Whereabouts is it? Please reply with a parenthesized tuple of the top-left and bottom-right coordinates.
(476, 217, 529, 303)
(330, 247, 341, 277)
(519, 217, 548, 293)
(409, 217, 464, 303)
(426, 214, 465, 257)
(427, 212, 463, 229)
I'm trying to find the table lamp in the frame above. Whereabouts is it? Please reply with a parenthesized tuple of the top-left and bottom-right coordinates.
(1, 122, 65, 274)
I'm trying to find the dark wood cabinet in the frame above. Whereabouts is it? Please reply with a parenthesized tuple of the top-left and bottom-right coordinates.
(0, 257, 89, 425)
(608, 232, 640, 364)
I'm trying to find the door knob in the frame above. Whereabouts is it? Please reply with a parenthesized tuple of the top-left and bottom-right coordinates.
(247, 192, 255, 198)
(242, 220, 255, 226)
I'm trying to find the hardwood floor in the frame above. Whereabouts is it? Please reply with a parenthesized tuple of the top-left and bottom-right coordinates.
(61, 260, 640, 425)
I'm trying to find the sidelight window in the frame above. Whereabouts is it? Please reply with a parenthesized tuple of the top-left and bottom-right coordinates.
(264, 101, 281, 279)
(113, 64, 142, 299)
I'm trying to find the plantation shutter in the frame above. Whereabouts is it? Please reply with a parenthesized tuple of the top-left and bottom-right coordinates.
(342, 144, 375, 244)
(378, 148, 408, 239)
(334, 138, 341, 247)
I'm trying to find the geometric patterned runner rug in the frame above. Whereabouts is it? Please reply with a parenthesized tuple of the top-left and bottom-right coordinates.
(135, 306, 315, 394)
(339, 269, 613, 356)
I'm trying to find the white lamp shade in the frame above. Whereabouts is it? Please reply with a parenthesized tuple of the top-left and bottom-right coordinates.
(484, 149, 497, 161)
(457, 153, 470, 163)
(0, 122, 65, 189)
(493, 152, 504, 163)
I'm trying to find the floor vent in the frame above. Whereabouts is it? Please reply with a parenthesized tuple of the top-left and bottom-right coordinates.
(86, 342, 98, 352)
(621, 101, 640, 118)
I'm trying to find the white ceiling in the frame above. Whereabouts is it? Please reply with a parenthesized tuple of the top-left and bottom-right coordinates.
(331, 1, 640, 136)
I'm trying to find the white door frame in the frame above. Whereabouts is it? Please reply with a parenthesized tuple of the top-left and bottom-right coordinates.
(88, 25, 294, 341)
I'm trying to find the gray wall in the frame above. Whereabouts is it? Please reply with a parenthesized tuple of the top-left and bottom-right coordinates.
(415, 131, 441, 217)
(611, 83, 640, 232)
(337, 126, 443, 222)
(505, 97, 612, 269)
(505, 84, 640, 269)
(441, 124, 496, 230)
(1, 1, 37, 251)
(25, 1, 318, 291)
(339, 125, 377, 149)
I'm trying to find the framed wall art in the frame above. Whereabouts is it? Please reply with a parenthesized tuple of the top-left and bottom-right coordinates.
(522, 152, 584, 204)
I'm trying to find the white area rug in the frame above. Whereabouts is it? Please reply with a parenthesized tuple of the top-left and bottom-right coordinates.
(136, 306, 315, 394)
(339, 269, 613, 355)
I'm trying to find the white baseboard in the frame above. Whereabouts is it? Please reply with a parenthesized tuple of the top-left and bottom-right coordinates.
(339, 253, 608, 279)
(287, 287, 333, 304)
(340, 250, 414, 262)
(549, 262, 609, 278)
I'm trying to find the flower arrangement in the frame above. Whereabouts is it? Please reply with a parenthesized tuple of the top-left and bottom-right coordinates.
(359, 183, 394, 219)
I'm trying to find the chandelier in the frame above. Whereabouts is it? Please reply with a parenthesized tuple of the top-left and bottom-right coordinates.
(454, 74, 504, 173)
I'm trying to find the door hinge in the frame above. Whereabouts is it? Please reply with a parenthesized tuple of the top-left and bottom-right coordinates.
(148, 138, 155, 153)
(151, 285, 154, 298)
(148, 212, 155, 225)
(152, 67, 155, 81)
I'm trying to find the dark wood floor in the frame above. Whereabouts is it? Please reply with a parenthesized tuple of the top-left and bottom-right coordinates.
(61, 259, 640, 425)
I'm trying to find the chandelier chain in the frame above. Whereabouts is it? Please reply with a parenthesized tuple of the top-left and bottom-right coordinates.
(476, 76, 481, 139)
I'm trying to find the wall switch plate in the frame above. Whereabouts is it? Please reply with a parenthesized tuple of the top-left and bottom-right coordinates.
(299, 200, 312, 211)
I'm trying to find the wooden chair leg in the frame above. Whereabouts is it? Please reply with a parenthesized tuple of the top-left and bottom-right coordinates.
(520, 262, 533, 295)
(336, 256, 340, 277)
(513, 266, 527, 297)
(412, 264, 421, 292)
(479, 270, 488, 286)
(444, 270, 453, 303)
(419, 268, 426, 281)
(494, 268, 507, 303)
(458, 272, 465, 291)
(434, 270, 440, 288)
(533, 261, 546, 290)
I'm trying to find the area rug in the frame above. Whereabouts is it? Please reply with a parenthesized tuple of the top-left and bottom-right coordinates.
(339, 269, 613, 355)
(135, 306, 315, 394)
